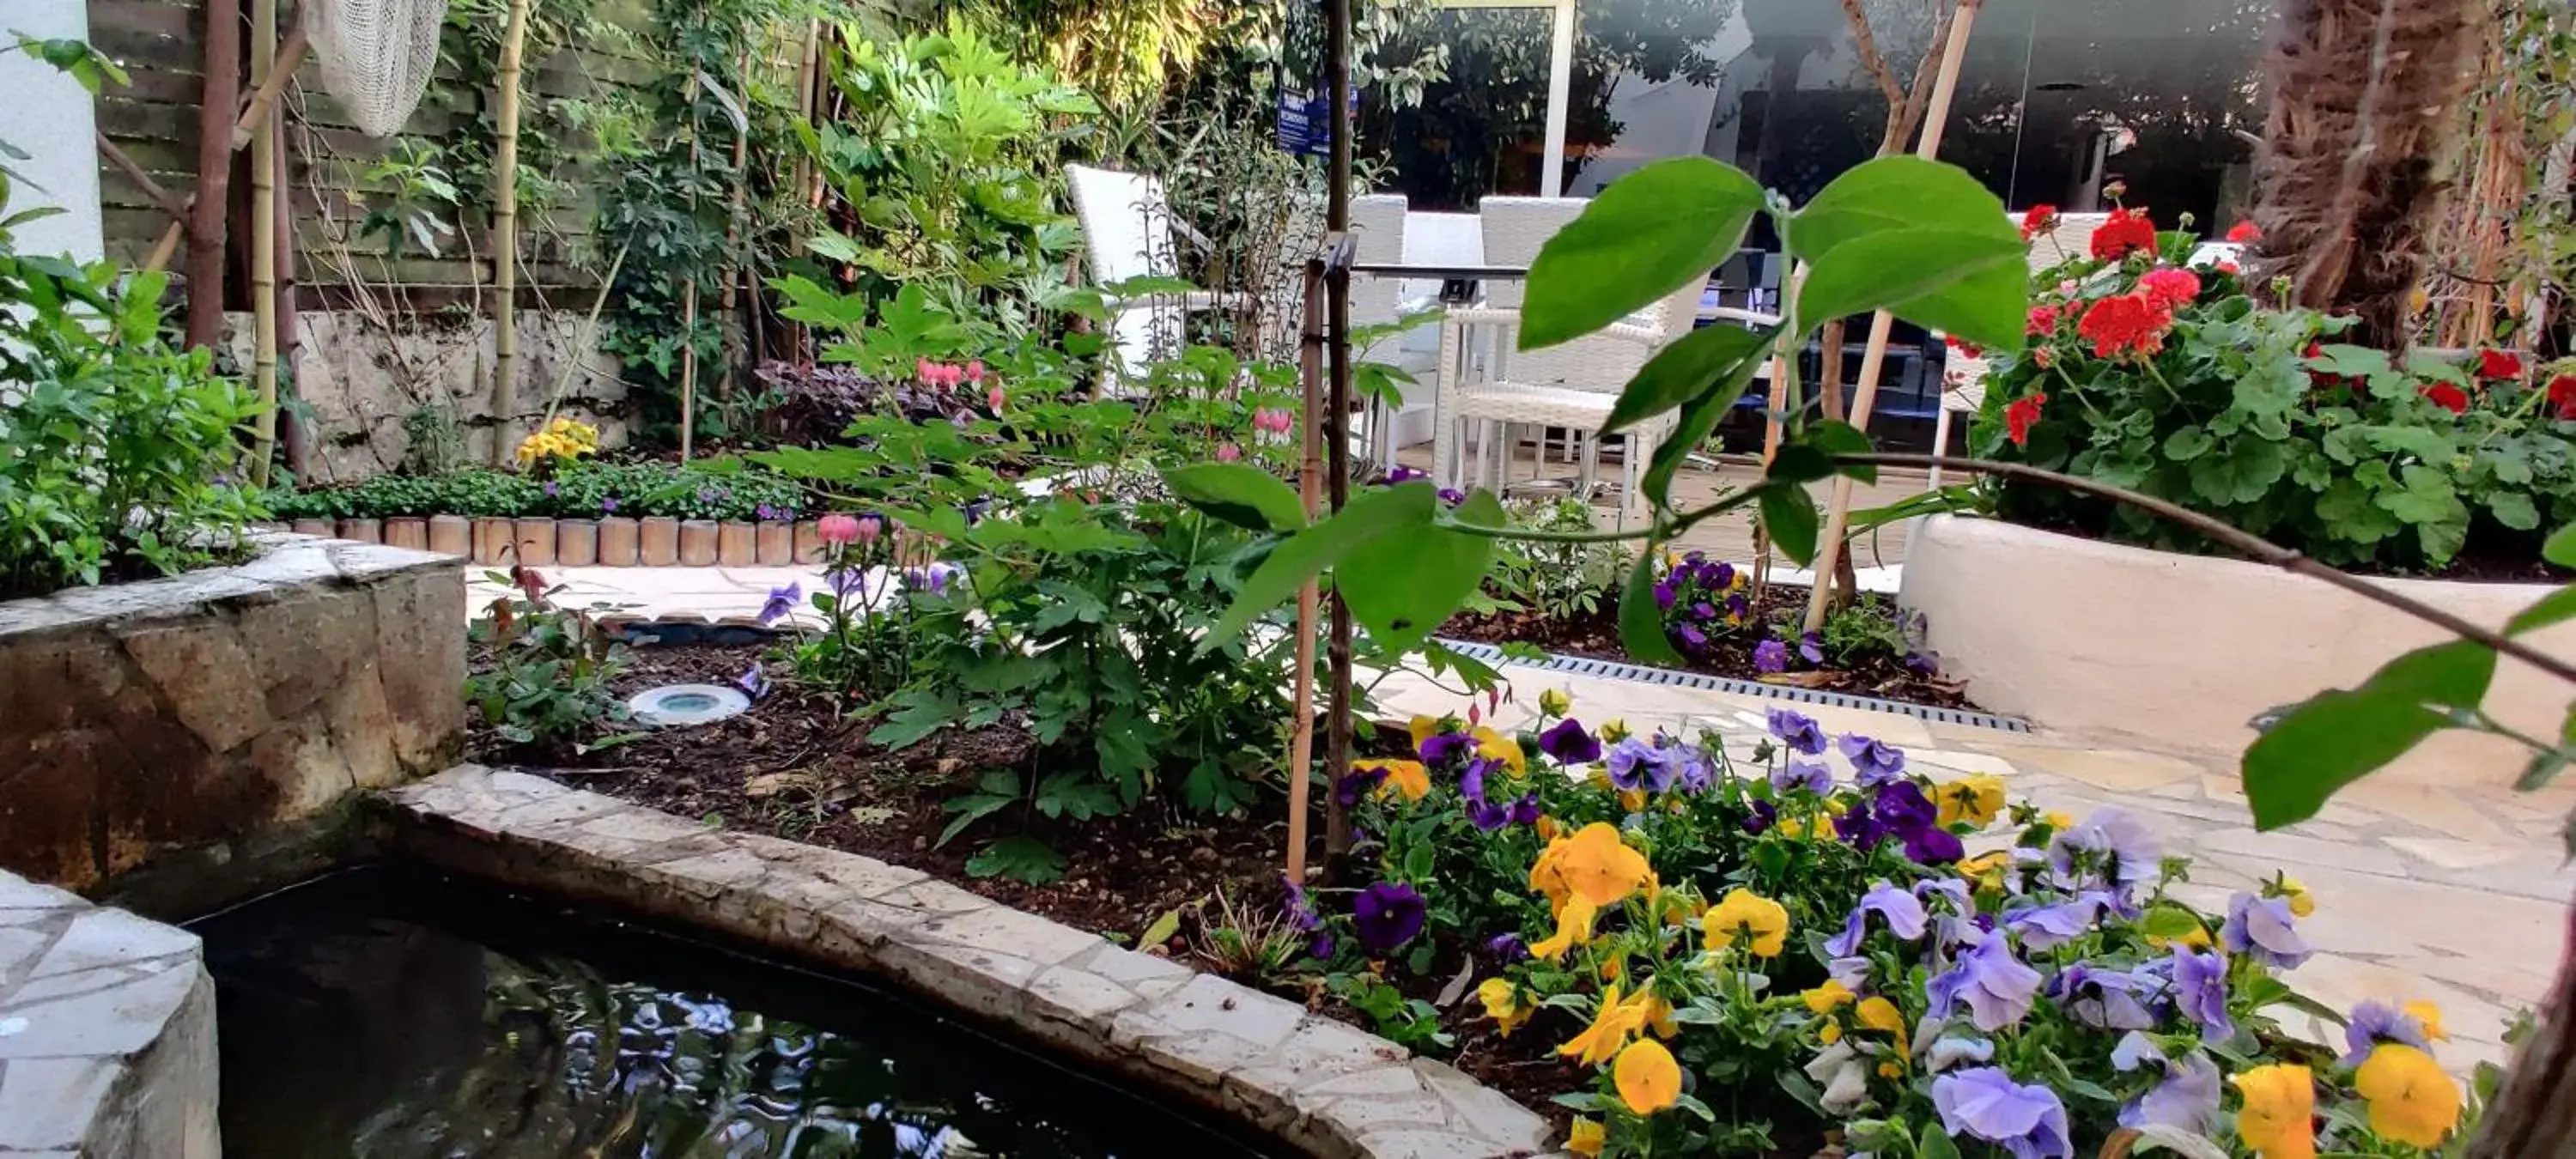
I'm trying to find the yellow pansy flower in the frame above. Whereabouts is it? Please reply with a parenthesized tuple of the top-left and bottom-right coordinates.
(1956, 849, 2013, 893)
(1619, 788, 1649, 813)
(1566, 1119, 1605, 1156)
(1935, 774, 2007, 828)
(1558, 982, 1648, 1067)
(1856, 996, 1910, 1056)
(1801, 980, 1856, 1016)
(1626, 987, 1680, 1039)
(2044, 810, 2075, 829)
(1530, 823, 1655, 911)
(1476, 978, 1530, 1038)
(1701, 889, 1790, 957)
(1818, 1022, 1843, 1045)
(1614, 1039, 1682, 1113)
(2404, 1000, 2447, 1041)
(2232, 1064, 2317, 1159)
(1406, 714, 1445, 752)
(1600, 718, 1631, 743)
(1540, 688, 1572, 718)
(1354, 758, 1430, 802)
(1877, 1061, 1905, 1080)
(2355, 1044, 2460, 1148)
(1530, 896, 1599, 962)
(1473, 725, 1527, 775)
(2279, 876, 2318, 918)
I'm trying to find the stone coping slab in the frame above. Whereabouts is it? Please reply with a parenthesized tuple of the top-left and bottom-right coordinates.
(385, 765, 1561, 1159)
(0, 871, 218, 1157)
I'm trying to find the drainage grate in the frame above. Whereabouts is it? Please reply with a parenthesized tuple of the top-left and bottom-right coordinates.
(1432, 638, 2032, 733)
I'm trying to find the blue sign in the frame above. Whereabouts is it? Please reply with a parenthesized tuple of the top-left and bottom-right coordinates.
(1275, 88, 1356, 158)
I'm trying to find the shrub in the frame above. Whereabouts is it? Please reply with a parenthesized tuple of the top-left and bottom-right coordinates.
(0, 235, 263, 599)
(465, 567, 635, 749)
(265, 460, 807, 524)
(1297, 701, 2494, 1158)
(1974, 208, 2576, 572)
(1487, 497, 1628, 621)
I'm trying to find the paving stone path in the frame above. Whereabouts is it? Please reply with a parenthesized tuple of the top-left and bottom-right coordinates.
(471, 565, 2576, 1075)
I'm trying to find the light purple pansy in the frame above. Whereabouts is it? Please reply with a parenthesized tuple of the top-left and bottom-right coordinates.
(2341, 999, 2433, 1066)
(1931, 1067, 2074, 1159)
(1766, 708, 1828, 755)
(2121, 1052, 2222, 1136)
(2003, 892, 2112, 952)
(2050, 962, 2159, 1031)
(2047, 807, 2162, 893)
(1606, 737, 1676, 792)
(2221, 890, 2314, 970)
(1771, 758, 1833, 796)
(1927, 932, 2044, 1031)
(1825, 881, 1930, 956)
(2166, 945, 2233, 1043)
(1838, 732, 1907, 786)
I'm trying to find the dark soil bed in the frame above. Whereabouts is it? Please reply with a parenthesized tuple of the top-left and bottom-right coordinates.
(1439, 586, 1980, 713)
(469, 642, 1583, 1121)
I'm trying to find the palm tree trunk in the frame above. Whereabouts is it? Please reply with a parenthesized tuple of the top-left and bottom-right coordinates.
(2251, 0, 2486, 349)
(2470, 907, 2576, 1155)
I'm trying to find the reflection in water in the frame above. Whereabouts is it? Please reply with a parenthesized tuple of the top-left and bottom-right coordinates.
(195, 867, 1268, 1159)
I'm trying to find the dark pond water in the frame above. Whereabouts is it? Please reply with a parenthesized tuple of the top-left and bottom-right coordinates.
(191, 865, 1276, 1159)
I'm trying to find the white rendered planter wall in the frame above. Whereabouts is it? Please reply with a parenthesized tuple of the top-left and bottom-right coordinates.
(1900, 515, 2576, 787)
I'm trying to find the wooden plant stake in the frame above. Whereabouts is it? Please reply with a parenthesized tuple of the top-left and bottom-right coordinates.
(1287, 258, 1327, 883)
(247, 0, 280, 485)
(490, 0, 533, 464)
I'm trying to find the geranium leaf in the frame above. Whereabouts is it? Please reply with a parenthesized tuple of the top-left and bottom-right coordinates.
(1521, 156, 1764, 349)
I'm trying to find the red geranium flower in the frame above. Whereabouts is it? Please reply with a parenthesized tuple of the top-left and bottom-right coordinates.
(2549, 375, 2576, 421)
(2076, 293, 2173, 360)
(2090, 207, 2157, 262)
(2421, 382, 2471, 416)
(2216, 260, 2240, 276)
(2026, 304, 2059, 336)
(1945, 335, 1984, 359)
(2478, 349, 2523, 381)
(2020, 204, 2060, 241)
(2005, 393, 2048, 447)
(2138, 267, 2202, 311)
(2226, 220, 2262, 244)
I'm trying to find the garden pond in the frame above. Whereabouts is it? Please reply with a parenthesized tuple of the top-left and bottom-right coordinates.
(191, 864, 1279, 1159)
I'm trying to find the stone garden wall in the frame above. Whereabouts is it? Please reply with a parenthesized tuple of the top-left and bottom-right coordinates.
(0, 534, 465, 901)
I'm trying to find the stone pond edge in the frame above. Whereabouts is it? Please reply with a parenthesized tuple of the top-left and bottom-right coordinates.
(384, 764, 1565, 1159)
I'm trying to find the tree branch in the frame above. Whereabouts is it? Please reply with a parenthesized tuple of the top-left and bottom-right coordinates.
(1832, 451, 2576, 689)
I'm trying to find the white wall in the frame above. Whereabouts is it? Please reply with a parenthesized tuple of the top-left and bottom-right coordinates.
(0, 0, 106, 263)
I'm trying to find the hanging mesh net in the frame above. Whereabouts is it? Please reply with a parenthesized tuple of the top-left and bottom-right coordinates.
(305, 0, 450, 137)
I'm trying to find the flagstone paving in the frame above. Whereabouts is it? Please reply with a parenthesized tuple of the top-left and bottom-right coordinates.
(465, 564, 2576, 1075)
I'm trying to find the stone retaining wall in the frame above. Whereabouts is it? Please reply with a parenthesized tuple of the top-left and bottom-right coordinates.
(0, 534, 465, 899)
(0, 871, 220, 1158)
(387, 766, 1563, 1159)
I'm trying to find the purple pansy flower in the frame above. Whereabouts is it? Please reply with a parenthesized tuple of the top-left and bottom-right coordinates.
(1605, 737, 1675, 792)
(1874, 780, 1964, 864)
(1771, 758, 1833, 796)
(1284, 876, 1331, 957)
(2165, 945, 2233, 1043)
(1509, 794, 1541, 826)
(2342, 1000, 2434, 1066)
(2003, 893, 2111, 952)
(1834, 805, 1886, 850)
(1351, 882, 1427, 955)
(1766, 708, 1827, 755)
(1799, 631, 1826, 664)
(600, 495, 619, 513)
(2122, 1052, 2221, 1136)
(1458, 757, 1495, 804)
(757, 581, 802, 626)
(2222, 890, 2314, 970)
(1537, 718, 1601, 764)
(1931, 1067, 2074, 1159)
(543, 480, 560, 496)
(2050, 962, 2159, 1031)
(1676, 624, 1709, 652)
(1926, 933, 2044, 1031)
(2110, 1030, 2166, 1072)
(1753, 638, 1789, 673)
(734, 663, 769, 699)
(1418, 731, 1476, 767)
(1838, 732, 1908, 786)
(1669, 744, 1716, 792)
(2048, 808, 2162, 893)
(1743, 799, 1777, 834)
(1333, 765, 1388, 807)
(1825, 881, 1929, 956)
(1486, 932, 1528, 963)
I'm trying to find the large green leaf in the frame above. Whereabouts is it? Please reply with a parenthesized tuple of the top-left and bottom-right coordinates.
(1797, 230, 2028, 350)
(1760, 484, 1822, 566)
(1203, 482, 1437, 650)
(1603, 322, 1776, 435)
(1340, 490, 1505, 651)
(2360, 639, 2494, 711)
(1162, 463, 1307, 532)
(1642, 352, 1769, 504)
(1790, 155, 2020, 263)
(2242, 690, 2449, 829)
(2546, 522, 2576, 568)
(1521, 157, 1764, 349)
(1619, 551, 1683, 666)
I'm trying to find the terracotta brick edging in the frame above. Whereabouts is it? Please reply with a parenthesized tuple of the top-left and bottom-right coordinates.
(386, 766, 1560, 1159)
(261, 518, 837, 568)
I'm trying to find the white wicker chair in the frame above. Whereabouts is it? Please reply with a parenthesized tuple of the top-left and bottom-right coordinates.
(1350, 194, 1417, 465)
(1066, 165, 1253, 390)
(1434, 197, 1706, 520)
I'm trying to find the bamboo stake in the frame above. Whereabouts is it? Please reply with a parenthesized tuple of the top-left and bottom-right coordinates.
(1801, 0, 1982, 634)
(678, 70, 704, 463)
(185, 0, 242, 350)
(490, 0, 534, 465)
(1288, 259, 1326, 884)
(272, 108, 307, 480)
(723, 47, 751, 403)
(247, 0, 279, 486)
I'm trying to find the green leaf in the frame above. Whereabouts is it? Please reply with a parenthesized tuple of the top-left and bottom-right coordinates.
(1761, 485, 1821, 565)
(2491, 492, 2542, 531)
(936, 792, 1017, 848)
(1619, 551, 1682, 665)
(2511, 586, 2576, 635)
(966, 836, 1065, 883)
(1803, 419, 1876, 483)
(2164, 427, 2215, 462)
(1643, 353, 1768, 503)
(1792, 156, 2020, 259)
(2242, 690, 2450, 829)
(1204, 482, 1437, 650)
(1520, 157, 1764, 349)
(1163, 463, 1308, 532)
(1137, 907, 1184, 950)
(1797, 230, 2029, 351)
(2142, 903, 2205, 939)
(1603, 322, 1775, 434)
(1340, 489, 1504, 650)
(2546, 522, 2576, 568)
(2362, 639, 2494, 712)
(1917, 1123, 1963, 1159)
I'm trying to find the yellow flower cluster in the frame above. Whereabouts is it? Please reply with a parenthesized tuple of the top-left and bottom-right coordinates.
(2233, 1000, 2464, 1157)
(514, 416, 599, 466)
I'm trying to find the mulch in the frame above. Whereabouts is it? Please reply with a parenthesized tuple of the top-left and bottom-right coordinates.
(1439, 585, 1980, 713)
(469, 641, 1600, 1121)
